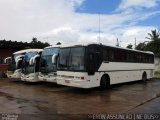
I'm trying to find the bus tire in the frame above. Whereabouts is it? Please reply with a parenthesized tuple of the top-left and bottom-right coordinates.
(142, 72, 147, 82)
(100, 75, 110, 90)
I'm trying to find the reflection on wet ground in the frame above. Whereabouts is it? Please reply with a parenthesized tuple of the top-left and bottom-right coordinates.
(0, 78, 160, 119)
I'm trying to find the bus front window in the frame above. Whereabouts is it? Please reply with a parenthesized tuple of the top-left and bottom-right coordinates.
(58, 48, 70, 70)
(40, 55, 55, 72)
(69, 47, 85, 70)
(40, 48, 59, 73)
(58, 47, 85, 71)
(22, 52, 37, 74)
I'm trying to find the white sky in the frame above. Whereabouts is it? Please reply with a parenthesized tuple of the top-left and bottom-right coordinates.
(0, 0, 160, 47)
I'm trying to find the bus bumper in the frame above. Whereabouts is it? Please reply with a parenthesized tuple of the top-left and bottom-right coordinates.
(21, 73, 39, 82)
(7, 73, 21, 79)
(39, 76, 56, 83)
(7, 69, 22, 79)
(57, 78, 92, 88)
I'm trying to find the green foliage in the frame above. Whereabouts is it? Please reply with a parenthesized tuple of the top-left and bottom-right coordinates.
(56, 42, 61, 45)
(135, 29, 160, 58)
(30, 37, 50, 48)
(154, 71, 160, 78)
(135, 42, 147, 51)
(126, 44, 133, 49)
(146, 29, 159, 41)
(31, 37, 38, 44)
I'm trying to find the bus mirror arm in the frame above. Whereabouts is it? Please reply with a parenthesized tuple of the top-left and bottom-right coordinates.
(16, 58, 22, 69)
(29, 55, 40, 65)
(29, 57, 34, 65)
(52, 54, 58, 64)
(4, 57, 11, 64)
(15, 55, 25, 63)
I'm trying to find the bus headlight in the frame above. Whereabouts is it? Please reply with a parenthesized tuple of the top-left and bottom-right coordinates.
(81, 77, 84, 80)
(75, 76, 84, 80)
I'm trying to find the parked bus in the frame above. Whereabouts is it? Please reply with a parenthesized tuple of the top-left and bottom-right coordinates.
(21, 49, 43, 82)
(6, 50, 27, 79)
(38, 46, 60, 82)
(56, 43, 154, 89)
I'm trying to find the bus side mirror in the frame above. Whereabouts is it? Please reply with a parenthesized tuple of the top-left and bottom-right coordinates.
(52, 54, 58, 64)
(16, 58, 22, 69)
(29, 57, 34, 65)
(15, 55, 25, 69)
(15, 55, 25, 63)
(29, 55, 40, 65)
(4, 57, 11, 64)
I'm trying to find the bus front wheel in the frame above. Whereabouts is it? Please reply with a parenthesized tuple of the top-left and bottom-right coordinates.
(100, 75, 110, 90)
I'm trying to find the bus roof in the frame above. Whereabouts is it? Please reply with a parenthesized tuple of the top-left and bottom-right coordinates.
(44, 45, 61, 50)
(13, 49, 43, 55)
(60, 43, 154, 55)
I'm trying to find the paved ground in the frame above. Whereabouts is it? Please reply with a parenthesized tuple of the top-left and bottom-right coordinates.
(0, 78, 160, 120)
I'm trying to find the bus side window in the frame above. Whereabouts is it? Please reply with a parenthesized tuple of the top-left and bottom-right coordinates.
(103, 50, 108, 61)
(89, 53, 94, 61)
(87, 53, 95, 75)
(17, 60, 22, 69)
(109, 50, 114, 61)
(96, 52, 101, 61)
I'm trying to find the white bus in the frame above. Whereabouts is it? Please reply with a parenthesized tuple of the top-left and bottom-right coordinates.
(38, 46, 60, 82)
(56, 43, 154, 89)
(6, 50, 28, 79)
(20, 49, 43, 82)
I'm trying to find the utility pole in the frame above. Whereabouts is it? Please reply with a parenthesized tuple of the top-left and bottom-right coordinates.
(135, 37, 137, 49)
(98, 13, 101, 44)
(116, 38, 120, 47)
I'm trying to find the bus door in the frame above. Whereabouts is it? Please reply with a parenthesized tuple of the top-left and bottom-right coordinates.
(87, 46, 102, 75)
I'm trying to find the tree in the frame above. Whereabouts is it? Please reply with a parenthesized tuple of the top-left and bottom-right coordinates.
(145, 29, 160, 57)
(136, 29, 160, 57)
(31, 37, 38, 44)
(56, 42, 61, 45)
(30, 37, 50, 48)
(126, 44, 133, 49)
(146, 29, 160, 41)
(135, 42, 147, 51)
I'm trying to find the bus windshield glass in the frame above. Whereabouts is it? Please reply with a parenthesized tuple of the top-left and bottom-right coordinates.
(58, 47, 85, 71)
(8, 53, 24, 71)
(40, 48, 59, 73)
(22, 52, 37, 74)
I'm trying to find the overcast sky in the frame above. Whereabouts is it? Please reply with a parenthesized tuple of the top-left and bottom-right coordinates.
(0, 0, 160, 47)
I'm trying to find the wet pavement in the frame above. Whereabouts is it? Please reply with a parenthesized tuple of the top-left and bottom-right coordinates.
(0, 78, 160, 120)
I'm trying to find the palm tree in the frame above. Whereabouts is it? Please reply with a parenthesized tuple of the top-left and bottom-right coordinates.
(145, 29, 160, 57)
(146, 29, 160, 41)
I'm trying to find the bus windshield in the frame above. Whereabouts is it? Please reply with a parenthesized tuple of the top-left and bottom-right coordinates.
(22, 52, 37, 74)
(58, 47, 85, 71)
(40, 48, 59, 73)
(8, 53, 24, 71)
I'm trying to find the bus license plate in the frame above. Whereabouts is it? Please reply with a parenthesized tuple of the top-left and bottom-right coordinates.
(65, 80, 70, 83)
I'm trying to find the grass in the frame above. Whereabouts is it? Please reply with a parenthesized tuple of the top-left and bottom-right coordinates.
(154, 71, 160, 78)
